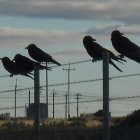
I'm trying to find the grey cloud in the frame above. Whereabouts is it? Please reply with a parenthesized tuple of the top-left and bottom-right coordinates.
(0, 27, 83, 47)
(52, 48, 85, 57)
(83, 24, 140, 37)
(84, 25, 120, 35)
(0, 1, 106, 19)
(1, 24, 140, 48)
(0, 1, 140, 24)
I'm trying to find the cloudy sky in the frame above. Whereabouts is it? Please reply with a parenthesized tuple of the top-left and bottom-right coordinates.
(0, 0, 140, 117)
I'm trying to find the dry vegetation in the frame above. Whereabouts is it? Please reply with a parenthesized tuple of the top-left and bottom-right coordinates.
(0, 116, 121, 131)
(0, 109, 140, 131)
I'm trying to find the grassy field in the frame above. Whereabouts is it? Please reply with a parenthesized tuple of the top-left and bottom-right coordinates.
(0, 116, 125, 131)
(0, 115, 139, 140)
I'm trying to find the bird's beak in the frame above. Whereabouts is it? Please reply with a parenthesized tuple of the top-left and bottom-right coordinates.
(25, 47, 28, 49)
(120, 32, 124, 35)
(93, 38, 96, 41)
(0, 58, 2, 60)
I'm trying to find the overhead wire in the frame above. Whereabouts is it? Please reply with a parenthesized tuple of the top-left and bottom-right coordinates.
(0, 95, 140, 110)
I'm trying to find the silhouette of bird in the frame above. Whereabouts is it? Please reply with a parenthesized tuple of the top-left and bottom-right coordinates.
(25, 44, 61, 66)
(13, 54, 51, 73)
(0, 57, 34, 79)
(111, 30, 140, 63)
(83, 35, 126, 72)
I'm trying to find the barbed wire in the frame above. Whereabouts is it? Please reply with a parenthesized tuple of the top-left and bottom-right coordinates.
(49, 59, 92, 68)
(0, 95, 140, 110)
(0, 73, 140, 94)
(0, 94, 100, 99)
(0, 59, 92, 78)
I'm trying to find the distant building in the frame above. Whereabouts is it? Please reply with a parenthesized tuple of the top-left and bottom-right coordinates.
(26, 103, 48, 119)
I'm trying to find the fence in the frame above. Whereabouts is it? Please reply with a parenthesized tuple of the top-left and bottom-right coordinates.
(0, 128, 101, 140)
(0, 126, 140, 140)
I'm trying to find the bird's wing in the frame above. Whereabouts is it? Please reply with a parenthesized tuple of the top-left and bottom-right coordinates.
(85, 41, 105, 59)
(34, 47, 52, 60)
(112, 36, 140, 55)
(4, 61, 20, 75)
(22, 55, 37, 65)
(121, 37, 140, 52)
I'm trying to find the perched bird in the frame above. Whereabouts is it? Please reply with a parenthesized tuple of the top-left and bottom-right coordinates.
(13, 54, 50, 73)
(111, 30, 140, 63)
(83, 35, 126, 72)
(0, 57, 33, 79)
(25, 44, 61, 66)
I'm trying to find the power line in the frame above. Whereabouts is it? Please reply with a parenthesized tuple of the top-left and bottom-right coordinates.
(0, 95, 140, 110)
(48, 95, 140, 105)
(41, 73, 140, 87)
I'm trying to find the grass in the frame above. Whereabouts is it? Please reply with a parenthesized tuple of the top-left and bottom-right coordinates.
(0, 116, 132, 131)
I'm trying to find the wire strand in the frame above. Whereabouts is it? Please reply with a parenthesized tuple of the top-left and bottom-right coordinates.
(0, 95, 140, 110)
(0, 73, 140, 94)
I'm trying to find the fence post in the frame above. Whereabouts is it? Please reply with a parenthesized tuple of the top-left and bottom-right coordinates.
(102, 51, 110, 140)
(46, 62, 48, 119)
(34, 65, 40, 140)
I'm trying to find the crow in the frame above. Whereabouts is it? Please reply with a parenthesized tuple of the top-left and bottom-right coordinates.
(111, 30, 140, 63)
(25, 44, 61, 66)
(13, 54, 51, 73)
(83, 35, 126, 72)
(0, 57, 34, 79)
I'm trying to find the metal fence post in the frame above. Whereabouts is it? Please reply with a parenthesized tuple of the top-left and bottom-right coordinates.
(34, 65, 40, 140)
(102, 51, 110, 140)
(46, 62, 48, 119)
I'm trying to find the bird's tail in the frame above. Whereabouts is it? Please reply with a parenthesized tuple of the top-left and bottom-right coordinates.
(22, 73, 34, 80)
(28, 72, 33, 75)
(117, 55, 127, 62)
(115, 59, 124, 64)
(109, 60, 123, 72)
(111, 53, 127, 64)
(52, 59, 61, 66)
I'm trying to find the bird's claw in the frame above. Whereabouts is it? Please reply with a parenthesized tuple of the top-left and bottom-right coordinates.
(118, 54, 124, 59)
(92, 57, 102, 63)
(92, 59, 98, 62)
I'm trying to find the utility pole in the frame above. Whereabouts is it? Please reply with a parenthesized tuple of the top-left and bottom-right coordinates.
(29, 90, 31, 106)
(64, 92, 68, 119)
(75, 93, 81, 117)
(63, 63, 75, 118)
(102, 51, 110, 140)
(14, 79, 17, 118)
